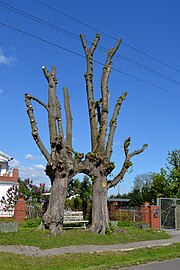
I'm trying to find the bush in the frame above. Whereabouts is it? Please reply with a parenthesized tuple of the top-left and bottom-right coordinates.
(118, 220, 135, 227)
(0, 179, 50, 213)
(21, 218, 41, 228)
(105, 221, 116, 234)
(0, 218, 14, 223)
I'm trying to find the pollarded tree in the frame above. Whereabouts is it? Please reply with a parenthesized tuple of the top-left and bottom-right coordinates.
(25, 35, 147, 235)
(80, 34, 148, 233)
(25, 66, 88, 235)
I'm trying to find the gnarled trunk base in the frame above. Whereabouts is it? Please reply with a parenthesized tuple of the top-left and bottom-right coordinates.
(42, 172, 68, 235)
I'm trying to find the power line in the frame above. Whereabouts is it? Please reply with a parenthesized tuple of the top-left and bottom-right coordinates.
(32, 0, 180, 74)
(98, 45, 180, 86)
(0, 1, 79, 40)
(0, 22, 85, 58)
(0, 22, 180, 97)
(122, 43, 180, 74)
(1, 1, 180, 87)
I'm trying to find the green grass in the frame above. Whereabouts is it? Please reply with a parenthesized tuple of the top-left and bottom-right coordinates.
(0, 243, 180, 270)
(0, 226, 169, 249)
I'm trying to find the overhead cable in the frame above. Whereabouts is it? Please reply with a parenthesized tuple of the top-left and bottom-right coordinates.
(32, 0, 180, 73)
(0, 22, 180, 97)
(0, 1, 180, 86)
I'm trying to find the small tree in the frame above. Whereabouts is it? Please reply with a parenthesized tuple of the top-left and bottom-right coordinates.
(1, 178, 49, 212)
(150, 170, 170, 199)
(67, 178, 81, 198)
(66, 176, 92, 218)
(150, 150, 180, 199)
(129, 173, 154, 205)
(79, 176, 92, 219)
(130, 150, 180, 205)
(166, 150, 180, 195)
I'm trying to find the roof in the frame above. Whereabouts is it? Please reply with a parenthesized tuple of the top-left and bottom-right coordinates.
(107, 198, 130, 202)
(0, 151, 13, 163)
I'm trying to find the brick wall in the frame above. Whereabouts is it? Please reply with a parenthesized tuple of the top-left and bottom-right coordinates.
(14, 198, 26, 223)
(0, 168, 18, 183)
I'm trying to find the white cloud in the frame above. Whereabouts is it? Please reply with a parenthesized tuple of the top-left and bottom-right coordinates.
(25, 153, 45, 161)
(0, 88, 3, 94)
(25, 154, 34, 160)
(0, 48, 16, 65)
(9, 158, 20, 167)
(19, 164, 49, 184)
(9, 158, 49, 185)
(33, 164, 45, 170)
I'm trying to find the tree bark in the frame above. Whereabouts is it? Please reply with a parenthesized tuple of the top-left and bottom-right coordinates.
(80, 35, 148, 234)
(90, 175, 109, 234)
(98, 39, 122, 153)
(42, 170, 68, 235)
(80, 34, 100, 151)
(25, 66, 78, 235)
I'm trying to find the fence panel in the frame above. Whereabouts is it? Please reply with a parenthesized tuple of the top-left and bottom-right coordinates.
(109, 206, 142, 222)
(0, 202, 14, 218)
(26, 204, 45, 219)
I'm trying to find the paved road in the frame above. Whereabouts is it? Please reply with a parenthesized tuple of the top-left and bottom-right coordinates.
(116, 258, 180, 270)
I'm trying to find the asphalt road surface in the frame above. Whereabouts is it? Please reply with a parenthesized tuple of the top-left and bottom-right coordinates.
(117, 258, 180, 270)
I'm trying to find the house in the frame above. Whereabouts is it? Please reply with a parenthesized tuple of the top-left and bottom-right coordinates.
(0, 151, 19, 217)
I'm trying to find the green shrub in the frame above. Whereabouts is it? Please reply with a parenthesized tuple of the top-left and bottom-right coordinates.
(105, 221, 116, 234)
(21, 218, 41, 228)
(118, 220, 135, 227)
(0, 218, 14, 223)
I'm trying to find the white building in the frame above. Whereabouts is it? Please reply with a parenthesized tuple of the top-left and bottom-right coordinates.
(0, 151, 19, 217)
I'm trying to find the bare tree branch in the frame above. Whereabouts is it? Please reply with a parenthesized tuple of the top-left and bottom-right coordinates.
(106, 92, 127, 160)
(80, 34, 100, 55)
(129, 143, 148, 158)
(80, 34, 100, 151)
(98, 39, 122, 153)
(27, 94, 49, 111)
(25, 93, 50, 161)
(42, 65, 51, 81)
(108, 137, 148, 188)
(42, 66, 58, 146)
(63, 87, 73, 157)
(124, 137, 131, 156)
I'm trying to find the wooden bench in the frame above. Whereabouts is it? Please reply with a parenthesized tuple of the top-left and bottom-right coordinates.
(63, 211, 89, 229)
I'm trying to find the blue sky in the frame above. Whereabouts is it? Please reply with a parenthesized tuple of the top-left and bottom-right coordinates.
(0, 0, 179, 195)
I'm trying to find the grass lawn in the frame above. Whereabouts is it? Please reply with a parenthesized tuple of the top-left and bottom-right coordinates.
(0, 226, 169, 249)
(0, 243, 180, 270)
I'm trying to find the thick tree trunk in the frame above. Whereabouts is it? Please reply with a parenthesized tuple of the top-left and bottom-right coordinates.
(42, 171, 68, 235)
(90, 176, 109, 234)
